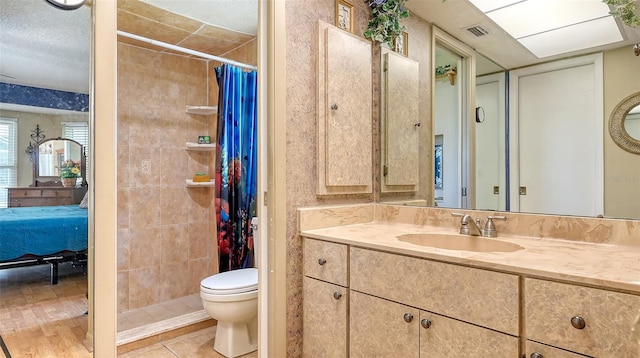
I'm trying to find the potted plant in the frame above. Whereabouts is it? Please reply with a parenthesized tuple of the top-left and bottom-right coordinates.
(364, 0, 410, 48)
(604, 0, 640, 27)
(59, 159, 81, 187)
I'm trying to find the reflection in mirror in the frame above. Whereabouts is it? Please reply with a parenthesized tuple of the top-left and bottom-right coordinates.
(377, 10, 640, 220)
(380, 47, 420, 193)
(0, 0, 92, 356)
(624, 105, 640, 140)
(609, 91, 640, 156)
(33, 137, 86, 187)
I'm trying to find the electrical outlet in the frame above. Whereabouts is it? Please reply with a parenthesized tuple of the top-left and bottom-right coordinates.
(141, 160, 151, 174)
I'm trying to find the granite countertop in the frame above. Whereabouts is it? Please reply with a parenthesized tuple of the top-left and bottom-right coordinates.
(300, 221, 640, 294)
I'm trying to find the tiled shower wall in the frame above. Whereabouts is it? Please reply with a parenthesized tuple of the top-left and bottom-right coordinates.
(116, 39, 257, 314)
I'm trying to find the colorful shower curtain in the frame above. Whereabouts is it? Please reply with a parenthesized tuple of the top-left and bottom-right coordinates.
(215, 64, 258, 272)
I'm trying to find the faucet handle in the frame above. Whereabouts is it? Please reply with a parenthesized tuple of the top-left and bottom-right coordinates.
(482, 216, 506, 237)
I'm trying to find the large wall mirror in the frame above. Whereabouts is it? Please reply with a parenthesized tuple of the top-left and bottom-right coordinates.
(378, 4, 640, 221)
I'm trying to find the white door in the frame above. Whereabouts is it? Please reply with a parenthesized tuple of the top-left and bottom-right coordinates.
(476, 73, 506, 211)
(510, 55, 603, 217)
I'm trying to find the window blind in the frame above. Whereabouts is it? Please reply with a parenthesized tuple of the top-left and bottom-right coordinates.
(0, 118, 18, 208)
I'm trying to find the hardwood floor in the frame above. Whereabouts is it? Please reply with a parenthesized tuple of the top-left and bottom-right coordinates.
(0, 262, 90, 358)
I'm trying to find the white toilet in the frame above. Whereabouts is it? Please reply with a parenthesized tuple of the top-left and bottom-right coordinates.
(201, 267, 258, 357)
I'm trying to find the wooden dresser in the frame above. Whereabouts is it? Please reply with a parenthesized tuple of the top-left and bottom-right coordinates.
(7, 187, 87, 207)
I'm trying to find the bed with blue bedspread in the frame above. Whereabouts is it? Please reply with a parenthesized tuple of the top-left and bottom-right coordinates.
(0, 205, 88, 284)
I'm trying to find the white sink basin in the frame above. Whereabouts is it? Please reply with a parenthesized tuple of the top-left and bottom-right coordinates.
(397, 233, 524, 253)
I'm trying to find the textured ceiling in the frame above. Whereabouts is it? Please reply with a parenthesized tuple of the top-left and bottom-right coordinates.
(0, 0, 257, 98)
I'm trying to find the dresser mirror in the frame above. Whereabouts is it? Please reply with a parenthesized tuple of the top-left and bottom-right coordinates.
(32, 137, 87, 187)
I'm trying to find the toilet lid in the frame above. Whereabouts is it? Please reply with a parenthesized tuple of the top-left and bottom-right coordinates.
(201, 268, 258, 294)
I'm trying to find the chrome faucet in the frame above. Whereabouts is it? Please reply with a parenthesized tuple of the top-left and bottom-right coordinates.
(451, 213, 506, 237)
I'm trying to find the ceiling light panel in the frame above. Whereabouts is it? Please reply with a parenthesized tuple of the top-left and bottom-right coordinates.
(468, 0, 522, 13)
(517, 16, 623, 58)
(485, 0, 613, 39)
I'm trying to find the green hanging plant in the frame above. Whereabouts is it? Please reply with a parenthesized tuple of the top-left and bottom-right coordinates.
(363, 0, 410, 48)
(603, 0, 640, 27)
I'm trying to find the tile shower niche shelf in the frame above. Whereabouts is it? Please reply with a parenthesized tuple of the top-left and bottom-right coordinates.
(185, 179, 215, 187)
(185, 105, 218, 115)
(185, 142, 216, 151)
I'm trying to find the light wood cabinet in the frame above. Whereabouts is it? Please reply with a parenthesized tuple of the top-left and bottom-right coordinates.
(350, 290, 419, 358)
(8, 186, 86, 207)
(303, 277, 348, 358)
(350, 290, 518, 358)
(302, 237, 638, 357)
(525, 341, 585, 358)
(419, 310, 519, 357)
(303, 239, 349, 357)
(524, 278, 640, 357)
(350, 246, 519, 335)
(316, 20, 372, 195)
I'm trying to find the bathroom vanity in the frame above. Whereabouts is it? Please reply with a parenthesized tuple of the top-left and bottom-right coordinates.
(299, 204, 640, 357)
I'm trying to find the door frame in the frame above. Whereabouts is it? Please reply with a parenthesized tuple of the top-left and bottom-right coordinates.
(432, 28, 476, 208)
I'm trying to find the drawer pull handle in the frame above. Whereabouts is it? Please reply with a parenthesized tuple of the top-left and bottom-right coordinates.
(571, 316, 586, 329)
(403, 313, 413, 323)
(530, 353, 543, 358)
(420, 319, 431, 329)
(333, 292, 342, 300)
(317, 258, 327, 266)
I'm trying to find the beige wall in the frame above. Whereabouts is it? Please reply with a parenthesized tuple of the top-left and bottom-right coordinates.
(115, 39, 256, 314)
(603, 46, 640, 219)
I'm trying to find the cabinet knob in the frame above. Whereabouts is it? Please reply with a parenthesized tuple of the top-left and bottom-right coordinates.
(403, 313, 413, 323)
(571, 316, 586, 329)
(317, 258, 327, 266)
(333, 292, 342, 300)
(530, 353, 543, 358)
(331, 103, 339, 110)
(420, 319, 431, 329)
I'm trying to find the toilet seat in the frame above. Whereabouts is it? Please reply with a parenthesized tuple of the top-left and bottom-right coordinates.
(201, 268, 258, 295)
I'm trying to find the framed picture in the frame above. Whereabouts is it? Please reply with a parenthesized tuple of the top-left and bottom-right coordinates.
(395, 31, 409, 56)
(336, 0, 354, 32)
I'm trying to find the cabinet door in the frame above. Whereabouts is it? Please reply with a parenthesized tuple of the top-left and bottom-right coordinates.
(526, 341, 585, 358)
(316, 21, 373, 195)
(525, 278, 640, 357)
(350, 290, 419, 358)
(303, 277, 347, 358)
(419, 311, 519, 357)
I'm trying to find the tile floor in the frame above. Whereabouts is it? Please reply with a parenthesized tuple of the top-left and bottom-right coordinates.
(118, 326, 258, 358)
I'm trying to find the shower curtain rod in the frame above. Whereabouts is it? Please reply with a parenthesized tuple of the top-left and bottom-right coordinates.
(116, 31, 258, 71)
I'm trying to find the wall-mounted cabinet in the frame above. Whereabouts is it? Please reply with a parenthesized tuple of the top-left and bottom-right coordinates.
(316, 21, 372, 195)
(380, 48, 420, 193)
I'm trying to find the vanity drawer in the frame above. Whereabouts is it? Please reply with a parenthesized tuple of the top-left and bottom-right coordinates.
(526, 340, 585, 358)
(9, 189, 41, 198)
(42, 189, 72, 198)
(303, 238, 348, 286)
(525, 278, 640, 357)
(350, 247, 519, 335)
